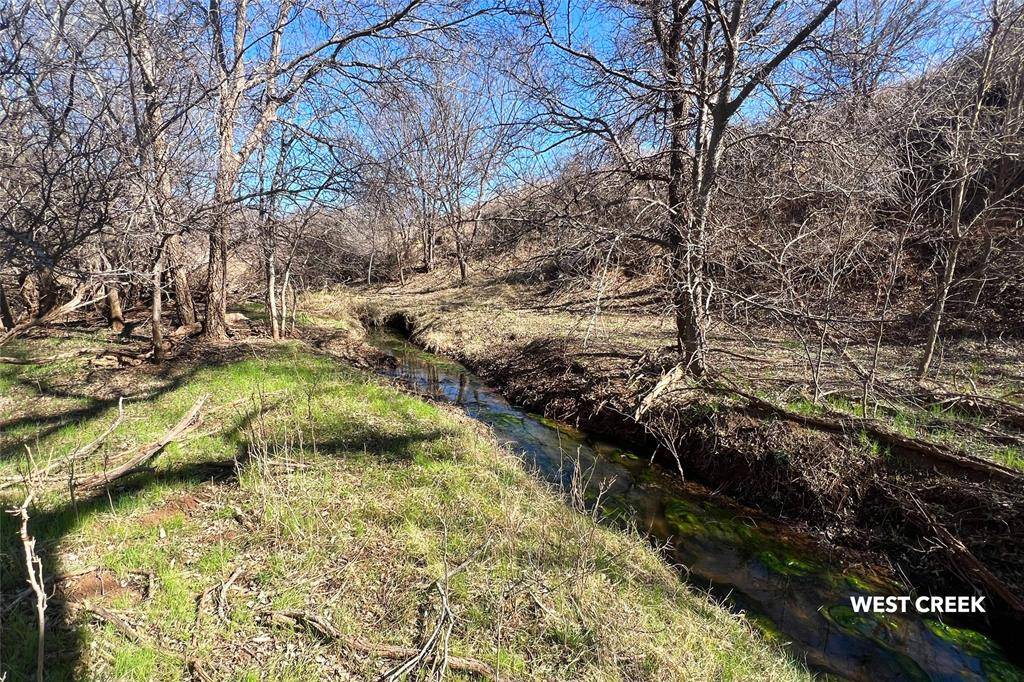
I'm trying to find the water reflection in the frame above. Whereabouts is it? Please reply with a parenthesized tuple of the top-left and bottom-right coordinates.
(370, 331, 1021, 682)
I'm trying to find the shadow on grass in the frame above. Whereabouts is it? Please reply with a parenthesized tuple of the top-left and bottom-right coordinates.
(0, 344, 451, 681)
(0, 343, 269, 464)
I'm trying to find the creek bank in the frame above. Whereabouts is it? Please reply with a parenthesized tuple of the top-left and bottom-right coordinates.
(360, 306, 1024, 656)
(367, 326, 1024, 681)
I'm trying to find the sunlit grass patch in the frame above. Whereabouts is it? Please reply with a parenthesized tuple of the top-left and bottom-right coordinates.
(0, 332, 808, 681)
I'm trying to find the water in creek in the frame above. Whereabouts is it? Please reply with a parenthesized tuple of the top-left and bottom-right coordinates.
(369, 330, 1022, 682)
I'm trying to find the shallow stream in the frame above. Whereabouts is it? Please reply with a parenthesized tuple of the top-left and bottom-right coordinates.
(369, 330, 1021, 681)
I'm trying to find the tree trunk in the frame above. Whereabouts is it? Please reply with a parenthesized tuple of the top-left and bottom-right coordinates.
(167, 235, 196, 326)
(669, 239, 709, 376)
(918, 242, 960, 378)
(105, 283, 125, 333)
(204, 213, 229, 340)
(204, 134, 234, 340)
(284, 274, 296, 331)
(281, 267, 292, 335)
(152, 248, 165, 361)
(24, 269, 59, 318)
(0, 280, 14, 330)
(666, 96, 711, 377)
(421, 222, 434, 272)
(917, 9, 999, 378)
(266, 254, 280, 341)
(966, 233, 994, 314)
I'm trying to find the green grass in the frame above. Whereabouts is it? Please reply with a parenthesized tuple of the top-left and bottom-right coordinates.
(777, 393, 1024, 472)
(0, 333, 808, 681)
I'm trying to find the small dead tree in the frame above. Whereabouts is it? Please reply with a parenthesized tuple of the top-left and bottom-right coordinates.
(911, 0, 1024, 377)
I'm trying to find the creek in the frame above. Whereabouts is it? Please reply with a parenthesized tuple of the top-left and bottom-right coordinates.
(369, 329, 1021, 681)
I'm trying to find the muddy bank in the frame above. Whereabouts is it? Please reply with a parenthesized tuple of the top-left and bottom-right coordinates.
(365, 308, 1024, 652)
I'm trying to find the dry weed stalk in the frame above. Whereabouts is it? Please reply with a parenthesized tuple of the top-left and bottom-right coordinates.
(7, 489, 47, 682)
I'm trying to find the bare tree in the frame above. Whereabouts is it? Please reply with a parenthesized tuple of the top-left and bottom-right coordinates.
(201, 0, 477, 338)
(525, 0, 843, 376)
(911, 0, 1024, 377)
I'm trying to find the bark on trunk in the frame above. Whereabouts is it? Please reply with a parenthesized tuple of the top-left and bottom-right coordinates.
(666, 105, 711, 377)
(266, 255, 280, 341)
(669, 238, 709, 376)
(0, 280, 14, 330)
(105, 284, 125, 333)
(167, 235, 196, 326)
(204, 213, 229, 340)
(152, 248, 165, 361)
(204, 157, 235, 340)
(281, 268, 292, 335)
(421, 223, 434, 272)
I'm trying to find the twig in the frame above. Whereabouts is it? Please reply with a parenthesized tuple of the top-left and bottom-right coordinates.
(187, 582, 220, 680)
(264, 610, 495, 679)
(218, 567, 243, 625)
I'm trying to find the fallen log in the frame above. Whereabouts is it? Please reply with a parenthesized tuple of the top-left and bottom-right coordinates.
(265, 609, 495, 680)
(921, 389, 1024, 430)
(0, 288, 104, 349)
(722, 385, 1021, 483)
(0, 352, 78, 365)
(74, 394, 208, 492)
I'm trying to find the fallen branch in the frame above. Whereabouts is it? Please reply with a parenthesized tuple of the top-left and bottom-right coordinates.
(0, 288, 104, 349)
(264, 609, 495, 680)
(69, 599, 192, 670)
(74, 394, 209, 492)
(722, 384, 1021, 483)
(218, 567, 243, 625)
(1, 398, 125, 491)
(80, 603, 146, 644)
(879, 482, 1024, 619)
(188, 582, 220, 681)
(0, 350, 87, 365)
(920, 389, 1024, 430)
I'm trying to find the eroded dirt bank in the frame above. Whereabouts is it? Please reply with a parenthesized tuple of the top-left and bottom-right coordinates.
(344, 287, 1024, 649)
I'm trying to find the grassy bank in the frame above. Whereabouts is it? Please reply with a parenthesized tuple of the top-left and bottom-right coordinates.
(0, 328, 808, 680)
(333, 266, 1024, 628)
